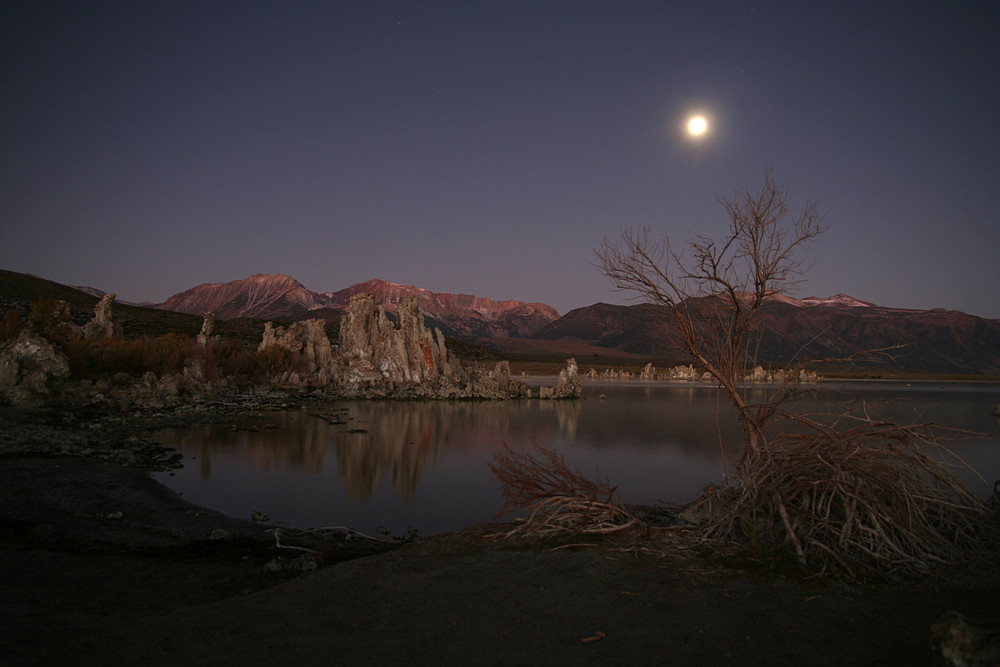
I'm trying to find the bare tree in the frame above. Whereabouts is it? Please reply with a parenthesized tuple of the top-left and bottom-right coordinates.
(595, 169, 987, 576)
(595, 167, 827, 455)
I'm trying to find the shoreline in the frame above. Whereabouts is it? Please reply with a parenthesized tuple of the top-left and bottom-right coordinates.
(2, 406, 999, 665)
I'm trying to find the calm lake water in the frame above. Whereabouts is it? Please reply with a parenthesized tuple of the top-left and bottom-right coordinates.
(152, 381, 1000, 538)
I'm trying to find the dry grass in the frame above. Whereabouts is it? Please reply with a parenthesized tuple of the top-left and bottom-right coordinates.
(685, 411, 990, 578)
(485, 406, 993, 579)
(56, 332, 305, 384)
(488, 443, 645, 540)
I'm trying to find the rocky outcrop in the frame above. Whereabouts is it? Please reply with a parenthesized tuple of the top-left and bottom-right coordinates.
(579, 363, 817, 383)
(747, 365, 820, 383)
(538, 358, 581, 398)
(258, 319, 336, 387)
(196, 313, 216, 348)
(337, 293, 450, 387)
(335, 294, 473, 396)
(0, 330, 71, 406)
(0, 291, 580, 406)
(478, 360, 525, 397)
(330, 294, 573, 399)
(81, 293, 120, 340)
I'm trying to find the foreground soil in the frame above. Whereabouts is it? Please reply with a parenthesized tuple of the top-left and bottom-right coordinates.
(2, 410, 998, 666)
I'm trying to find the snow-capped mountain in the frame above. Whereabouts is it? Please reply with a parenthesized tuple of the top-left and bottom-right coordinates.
(799, 293, 878, 308)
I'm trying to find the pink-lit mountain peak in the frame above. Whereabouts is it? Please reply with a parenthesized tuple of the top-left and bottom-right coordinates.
(799, 293, 876, 308)
(328, 279, 560, 321)
(156, 274, 560, 338)
(156, 273, 328, 320)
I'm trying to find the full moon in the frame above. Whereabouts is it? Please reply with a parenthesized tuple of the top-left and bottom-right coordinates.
(687, 115, 708, 136)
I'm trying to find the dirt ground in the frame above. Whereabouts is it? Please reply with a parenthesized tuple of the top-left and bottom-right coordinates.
(2, 409, 998, 666)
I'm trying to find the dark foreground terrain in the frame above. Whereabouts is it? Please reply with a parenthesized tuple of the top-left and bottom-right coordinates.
(2, 408, 998, 667)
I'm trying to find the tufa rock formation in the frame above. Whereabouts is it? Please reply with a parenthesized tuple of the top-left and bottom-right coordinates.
(196, 312, 216, 348)
(331, 293, 576, 399)
(81, 293, 121, 340)
(580, 363, 814, 383)
(0, 330, 71, 407)
(538, 358, 581, 398)
(258, 319, 337, 387)
(336, 293, 456, 388)
(335, 293, 487, 397)
(2, 291, 581, 404)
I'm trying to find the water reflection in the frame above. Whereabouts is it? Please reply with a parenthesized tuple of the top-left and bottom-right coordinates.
(152, 382, 1000, 535)
(155, 400, 584, 503)
(182, 411, 330, 479)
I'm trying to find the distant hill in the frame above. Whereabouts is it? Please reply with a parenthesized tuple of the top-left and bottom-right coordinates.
(0, 270, 261, 342)
(529, 302, 670, 354)
(0, 269, 101, 309)
(530, 296, 1000, 375)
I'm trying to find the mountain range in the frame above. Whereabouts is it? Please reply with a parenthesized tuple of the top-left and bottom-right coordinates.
(150, 273, 1000, 375)
(155, 273, 560, 339)
(3, 269, 998, 375)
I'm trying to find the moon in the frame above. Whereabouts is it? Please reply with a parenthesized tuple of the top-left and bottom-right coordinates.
(687, 115, 708, 137)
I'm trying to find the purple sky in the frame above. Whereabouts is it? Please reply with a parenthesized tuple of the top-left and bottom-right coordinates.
(2, 2, 998, 318)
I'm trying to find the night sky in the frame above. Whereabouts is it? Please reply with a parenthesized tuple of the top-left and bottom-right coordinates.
(3, 2, 998, 318)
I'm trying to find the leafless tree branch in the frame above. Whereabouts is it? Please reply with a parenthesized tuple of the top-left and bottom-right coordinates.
(596, 167, 828, 453)
(595, 169, 988, 577)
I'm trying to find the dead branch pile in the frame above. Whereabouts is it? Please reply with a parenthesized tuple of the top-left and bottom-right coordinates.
(686, 416, 990, 577)
(489, 444, 645, 540)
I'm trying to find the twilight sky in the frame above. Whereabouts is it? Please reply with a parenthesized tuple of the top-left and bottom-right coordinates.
(2, 1, 998, 318)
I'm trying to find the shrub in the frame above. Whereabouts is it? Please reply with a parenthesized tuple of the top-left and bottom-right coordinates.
(686, 412, 989, 578)
(1, 310, 24, 343)
(489, 443, 645, 540)
(63, 333, 197, 380)
(29, 297, 76, 345)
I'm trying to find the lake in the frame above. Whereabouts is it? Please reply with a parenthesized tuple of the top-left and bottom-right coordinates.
(152, 381, 1000, 538)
